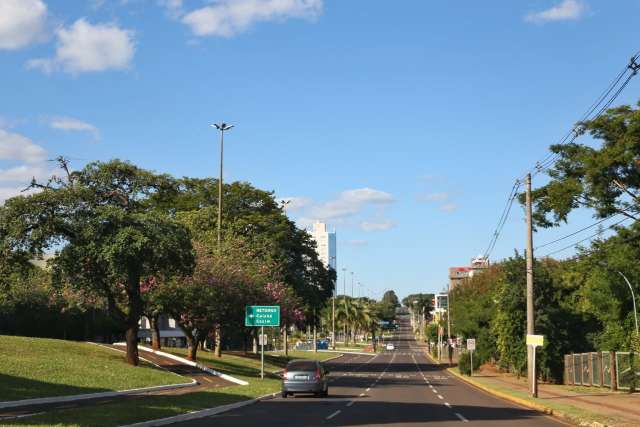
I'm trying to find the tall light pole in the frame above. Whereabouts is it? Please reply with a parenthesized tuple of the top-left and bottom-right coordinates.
(617, 271, 639, 335)
(351, 271, 354, 298)
(211, 122, 234, 249)
(342, 268, 346, 297)
(330, 256, 337, 350)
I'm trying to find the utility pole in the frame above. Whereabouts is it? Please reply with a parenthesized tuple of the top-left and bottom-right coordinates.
(447, 283, 451, 340)
(211, 122, 234, 250)
(525, 173, 537, 397)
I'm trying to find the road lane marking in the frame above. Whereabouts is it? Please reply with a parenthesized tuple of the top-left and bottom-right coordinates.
(455, 413, 469, 422)
(445, 402, 451, 408)
(346, 401, 354, 407)
(365, 387, 370, 391)
(437, 394, 444, 400)
(428, 384, 434, 389)
(432, 389, 438, 393)
(326, 410, 341, 420)
(359, 392, 365, 397)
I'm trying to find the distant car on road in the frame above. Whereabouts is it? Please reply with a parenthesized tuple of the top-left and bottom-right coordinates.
(386, 343, 395, 351)
(282, 359, 329, 398)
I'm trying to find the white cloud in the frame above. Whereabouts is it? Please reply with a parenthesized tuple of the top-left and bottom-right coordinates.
(181, 0, 322, 37)
(309, 187, 394, 220)
(278, 196, 313, 211)
(348, 239, 368, 247)
(439, 203, 458, 213)
(525, 0, 587, 24)
(159, 0, 184, 17)
(0, 130, 52, 204)
(359, 221, 396, 232)
(0, 0, 47, 50)
(50, 116, 100, 140)
(0, 130, 48, 163)
(417, 192, 449, 203)
(28, 19, 135, 74)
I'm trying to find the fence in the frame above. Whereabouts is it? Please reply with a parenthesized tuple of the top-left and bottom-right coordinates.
(564, 351, 638, 390)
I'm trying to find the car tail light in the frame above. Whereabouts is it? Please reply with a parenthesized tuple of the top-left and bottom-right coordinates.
(283, 369, 288, 379)
(315, 367, 321, 380)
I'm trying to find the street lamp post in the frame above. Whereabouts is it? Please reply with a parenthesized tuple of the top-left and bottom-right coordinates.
(342, 268, 346, 297)
(211, 122, 234, 249)
(351, 271, 354, 298)
(329, 255, 337, 350)
(617, 271, 639, 335)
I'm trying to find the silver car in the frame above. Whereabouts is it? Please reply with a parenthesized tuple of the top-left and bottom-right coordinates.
(281, 359, 329, 398)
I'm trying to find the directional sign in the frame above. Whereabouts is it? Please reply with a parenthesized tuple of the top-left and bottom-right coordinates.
(245, 306, 280, 327)
(526, 334, 544, 347)
(467, 338, 476, 351)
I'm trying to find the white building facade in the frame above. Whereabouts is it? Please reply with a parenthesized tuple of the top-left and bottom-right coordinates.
(310, 222, 336, 271)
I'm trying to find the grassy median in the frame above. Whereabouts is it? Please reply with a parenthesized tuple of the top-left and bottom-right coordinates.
(0, 336, 185, 402)
(2, 349, 340, 427)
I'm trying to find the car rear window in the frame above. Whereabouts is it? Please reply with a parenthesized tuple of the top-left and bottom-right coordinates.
(286, 361, 317, 371)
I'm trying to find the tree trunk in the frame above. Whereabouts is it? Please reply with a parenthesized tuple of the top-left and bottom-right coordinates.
(313, 323, 317, 353)
(214, 325, 222, 358)
(283, 324, 288, 356)
(186, 331, 198, 361)
(150, 314, 161, 350)
(125, 326, 139, 366)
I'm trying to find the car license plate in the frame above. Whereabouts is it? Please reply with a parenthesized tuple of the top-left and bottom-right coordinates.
(294, 375, 309, 380)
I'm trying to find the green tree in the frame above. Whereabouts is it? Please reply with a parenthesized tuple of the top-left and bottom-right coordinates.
(1, 159, 195, 365)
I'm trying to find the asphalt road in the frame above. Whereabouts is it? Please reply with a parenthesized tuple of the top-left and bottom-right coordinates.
(178, 315, 565, 426)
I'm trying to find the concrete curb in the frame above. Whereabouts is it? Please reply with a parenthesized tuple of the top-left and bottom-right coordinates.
(113, 343, 249, 386)
(119, 392, 281, 427)
(0, 379, 198, 411)
(445, 367, 554, 415)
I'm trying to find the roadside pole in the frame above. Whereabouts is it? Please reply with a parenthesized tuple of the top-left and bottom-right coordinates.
(245, 306, 280, 380)
(261, 326, 264, 379)
(526, 335, 544, 397)
(467, 338, 476, 377)
(525, 173, 537, 397)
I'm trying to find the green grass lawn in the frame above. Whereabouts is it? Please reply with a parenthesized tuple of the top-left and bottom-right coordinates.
(2, 349, 341, 427)
(449, 368, 621, 427)
(0, 336, 186, 402)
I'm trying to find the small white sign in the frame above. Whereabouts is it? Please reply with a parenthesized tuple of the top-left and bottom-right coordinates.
(467, 338, 476, 351)
(259, 334, 268, 346)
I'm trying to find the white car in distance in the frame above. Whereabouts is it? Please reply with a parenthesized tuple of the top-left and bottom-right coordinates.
(386, 343, 395, 351)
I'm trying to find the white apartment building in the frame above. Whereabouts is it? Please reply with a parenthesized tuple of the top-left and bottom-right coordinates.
(310, 221, 336, 271)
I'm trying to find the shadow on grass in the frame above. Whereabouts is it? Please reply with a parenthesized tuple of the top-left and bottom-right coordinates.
(0, 389, 259, 427)
(0, 373, 112, 402)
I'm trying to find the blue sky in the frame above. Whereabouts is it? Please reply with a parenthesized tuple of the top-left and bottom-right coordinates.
(1, 0, 639, 300)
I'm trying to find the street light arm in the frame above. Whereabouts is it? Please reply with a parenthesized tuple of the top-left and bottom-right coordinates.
(617, 270, 639, 335)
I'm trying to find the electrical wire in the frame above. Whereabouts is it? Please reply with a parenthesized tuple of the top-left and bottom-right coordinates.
(483, 180, 521, 258)
(539, 217, 630, 257)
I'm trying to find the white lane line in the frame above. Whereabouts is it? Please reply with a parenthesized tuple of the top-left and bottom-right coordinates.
(444, 402, 451, 408)
(428, 384, 434, 389)
(359, 392, 366, 397)
(326, 410, 341, 420)
(346, 401, 355, 407)
(437, 394, 444, 400)
(455, 413, 469, 422)
(432, 389, 438, 393)
(365, 387, 371, 392)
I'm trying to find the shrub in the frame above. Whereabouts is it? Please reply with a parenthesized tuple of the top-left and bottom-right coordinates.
(458, 351, 480, 376)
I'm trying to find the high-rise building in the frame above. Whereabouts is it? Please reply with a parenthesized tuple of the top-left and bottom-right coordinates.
(310, 221, 336, 271)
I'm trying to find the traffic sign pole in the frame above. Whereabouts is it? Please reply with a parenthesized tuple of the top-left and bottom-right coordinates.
(261, 326, 264, 380)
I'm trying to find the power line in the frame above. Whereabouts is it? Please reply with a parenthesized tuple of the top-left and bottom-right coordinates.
(528, 53, 640, 178)
(483, 180, 521, 258)
(539, 217, 630, 258)
(534, 213, 626, 250)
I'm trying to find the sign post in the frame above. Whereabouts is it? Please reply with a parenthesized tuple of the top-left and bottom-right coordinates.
(245, 306, 281, 380)
(526, 334, 544, 397)
(467, 339, 476, 376)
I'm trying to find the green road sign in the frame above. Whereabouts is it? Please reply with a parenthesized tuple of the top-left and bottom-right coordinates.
(245, 305, 280, 327)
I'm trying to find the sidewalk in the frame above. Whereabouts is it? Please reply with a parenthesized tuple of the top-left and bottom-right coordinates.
(454, 364, 640, 427)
